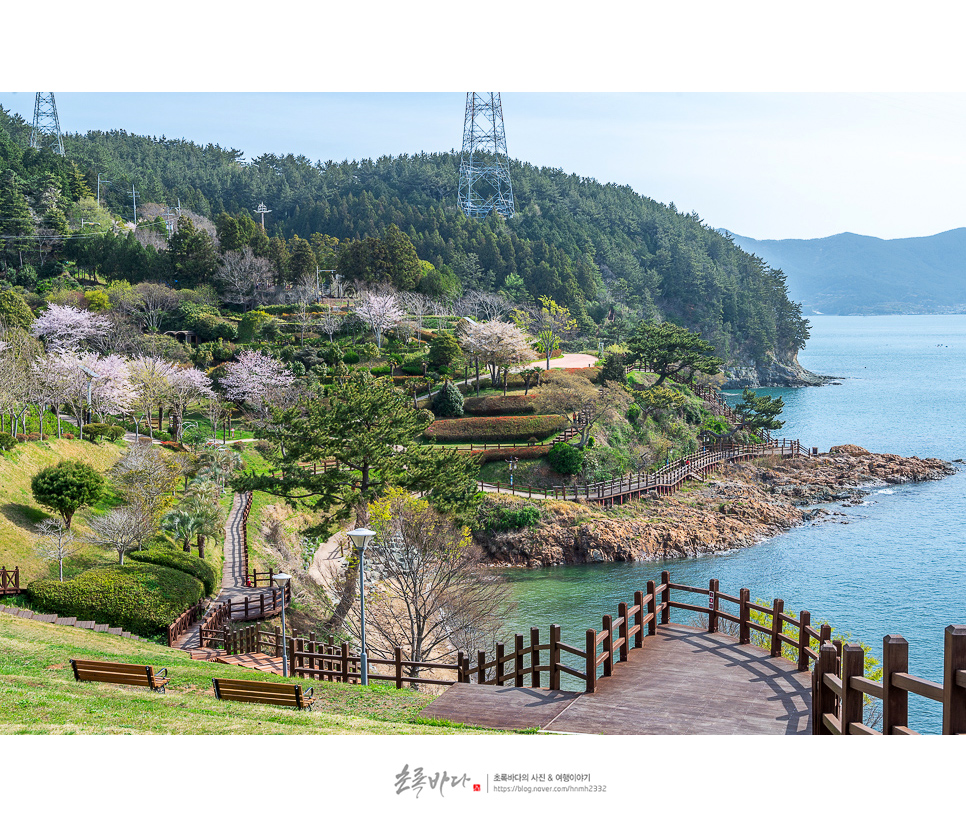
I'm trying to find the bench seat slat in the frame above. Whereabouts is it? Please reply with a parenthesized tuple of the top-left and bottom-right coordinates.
(69, 659, 167, 692)
(212, 678, 313, 710)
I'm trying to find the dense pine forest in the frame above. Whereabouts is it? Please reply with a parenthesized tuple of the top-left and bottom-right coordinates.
(0, 104, 809, 371)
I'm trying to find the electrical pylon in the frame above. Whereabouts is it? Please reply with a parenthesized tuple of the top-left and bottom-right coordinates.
(29, 93, 65, 156)
(458, 92, 514, 219)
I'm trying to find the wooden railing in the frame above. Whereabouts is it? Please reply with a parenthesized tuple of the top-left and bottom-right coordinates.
(245, 568, 279, 588)
(481, 438, 807, 503)
(166, 598, 207, 647)
(812, 627, 966, 735)
(239, 491, 253, 579)
(198, 586, 292, 647)
(0, 566, 20, 596)
(222, 622, 284, 657)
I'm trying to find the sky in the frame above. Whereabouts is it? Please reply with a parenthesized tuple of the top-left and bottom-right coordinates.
(5, 90, 966, 242)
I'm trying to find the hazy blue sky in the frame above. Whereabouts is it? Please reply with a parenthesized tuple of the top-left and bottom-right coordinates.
(5, 90, 966, 243)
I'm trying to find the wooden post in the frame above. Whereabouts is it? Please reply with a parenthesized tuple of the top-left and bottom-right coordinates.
(514, 634, 524, 687)
(495, 642, 505, 686)
(530, 627, 541, 688)
(739, 588, 750, 644)
(394, 646, 403, 689)
(841, 644, 865, 734)
(585, 630, 597, 694)
(797, 610, 811, 671)
(602, 615, 613, 677)
(882, 634, 909, 734)
(274, 626, 281, 658)
(942, 625, 966, 735)
(456, 650, 465, 684)
(633, 591, 644, 649)
(477, 650, 487, 685)
(646, 581, 656, 637)
(550, 624, 560, 690)
(660, 570, 670, 624)
(618, 603, 629, 662)
(340, 643, 349, 683)
(813, 642, 838, 735)
(770, 598, 784, 658)
(708, 579, 719, 634)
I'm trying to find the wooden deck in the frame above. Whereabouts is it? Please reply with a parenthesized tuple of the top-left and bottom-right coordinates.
(420, 624, 813, 734)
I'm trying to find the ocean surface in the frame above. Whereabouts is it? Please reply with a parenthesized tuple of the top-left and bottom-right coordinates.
(500, 315, 966, 732)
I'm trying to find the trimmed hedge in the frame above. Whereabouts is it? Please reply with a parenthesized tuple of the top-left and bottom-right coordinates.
(463, 394, 536, 416)
(28, 563, 204, 638)
(129, 543, 217, 596)
(468, 444, 550, 463)
(425, 414, 566, 443)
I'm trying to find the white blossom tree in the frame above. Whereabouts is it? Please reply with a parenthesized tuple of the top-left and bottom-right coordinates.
(127, 355, 176, 439)
(459, 319, 536, 394)
(166, 366, 214, 441)
(30, 304, 113, 352)
(353, 290, 405, 350)
(221, 350, 296, 420)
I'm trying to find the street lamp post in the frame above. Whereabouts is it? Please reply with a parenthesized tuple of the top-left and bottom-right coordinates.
(79, 365, 101, 442)
(273, 572, 292, 676)
(347, 528, 377, 686)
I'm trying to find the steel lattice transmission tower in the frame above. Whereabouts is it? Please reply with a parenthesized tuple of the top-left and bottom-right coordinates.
(458, 92, 514, 219)
(30, 93, 65, 156)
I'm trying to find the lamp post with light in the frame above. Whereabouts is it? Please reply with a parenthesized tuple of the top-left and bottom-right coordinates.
(273, 572, 292, 676)
(347, 528, 376, 685)
(79, 365, 101, 442)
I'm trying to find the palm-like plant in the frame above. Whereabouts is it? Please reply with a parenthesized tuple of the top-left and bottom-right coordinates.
(160, 508, 198, 553)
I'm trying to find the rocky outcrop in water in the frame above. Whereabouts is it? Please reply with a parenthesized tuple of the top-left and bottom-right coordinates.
(476, 446, 955, 568)
(724, 355, 835, 388)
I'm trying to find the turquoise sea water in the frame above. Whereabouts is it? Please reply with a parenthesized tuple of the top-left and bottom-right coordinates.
(500, 315, 966, 732)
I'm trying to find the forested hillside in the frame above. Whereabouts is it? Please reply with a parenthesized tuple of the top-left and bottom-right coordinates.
(0, 104, 811, 375)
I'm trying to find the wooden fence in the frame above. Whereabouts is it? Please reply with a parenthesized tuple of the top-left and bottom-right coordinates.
(812, 626, 966, 735)
(481, 438, 807, 503)
(0, 566, 20, 596)
(198, 585, 292, 647)
(166, 598, 207, 647)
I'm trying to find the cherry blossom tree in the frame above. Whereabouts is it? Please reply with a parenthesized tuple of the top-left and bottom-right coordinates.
(49, 351, 136, 438)
(459, 319, 536, 395)
(127, 355, 176, 439)
(166, 366, 214, 441)
(221, 350, 296, 419)
(30, 304, 113, 352)
(353, 290, 405, 350)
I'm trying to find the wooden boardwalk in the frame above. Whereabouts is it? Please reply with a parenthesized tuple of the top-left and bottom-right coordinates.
(420, 624, 812, 734)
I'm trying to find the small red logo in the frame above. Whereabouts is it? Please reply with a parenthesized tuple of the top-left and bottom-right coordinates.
(473, 785, 481, 792)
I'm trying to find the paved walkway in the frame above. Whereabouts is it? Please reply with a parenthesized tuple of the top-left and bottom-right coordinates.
(419, 624, 812, 735)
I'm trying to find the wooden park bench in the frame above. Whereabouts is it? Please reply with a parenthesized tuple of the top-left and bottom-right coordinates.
(211, 678, 315, 711)
(69, 659, 170, 693)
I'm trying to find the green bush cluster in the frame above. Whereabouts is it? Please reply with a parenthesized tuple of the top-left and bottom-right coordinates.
(128, 542, 217, 596)
(547, 441, 585, 475)
(82, 423, 126, 443)
(481, 503, 543, 532)
(0, 432, 19, 451)
(425, 414, 567, 443)
(463, 395, 537, 416)
(431, 380, 465, 418)
(470, 444, 549, 463)
(28, 563, 204, 638)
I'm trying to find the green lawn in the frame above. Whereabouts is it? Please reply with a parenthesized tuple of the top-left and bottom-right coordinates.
(0, 614, 509, 735)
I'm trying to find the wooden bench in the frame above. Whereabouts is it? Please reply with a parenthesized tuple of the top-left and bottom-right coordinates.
(69, 659, 169, 693)
(211, 678, 315, 711)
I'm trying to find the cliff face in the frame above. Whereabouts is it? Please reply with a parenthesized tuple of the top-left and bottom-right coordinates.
(724, 354, 833, 389)
(476, 446, 955, 569)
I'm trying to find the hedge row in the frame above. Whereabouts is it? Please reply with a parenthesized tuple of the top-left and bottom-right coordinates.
(463, 395, 537, 416)
(425, 414, 567, 443)
(129, 542, 217, 596)
(28, 563, 204, 638)
(467, 444, 551, 463)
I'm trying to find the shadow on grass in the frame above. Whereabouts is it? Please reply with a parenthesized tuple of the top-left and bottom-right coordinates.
(0, 502, 49, 531)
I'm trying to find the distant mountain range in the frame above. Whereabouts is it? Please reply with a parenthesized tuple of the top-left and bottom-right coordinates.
(724, 228, 966, 315)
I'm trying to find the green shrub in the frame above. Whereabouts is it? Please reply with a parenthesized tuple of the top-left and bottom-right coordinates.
(82, 423, 125, 443)
(129, 543, 217, 596)
(343, 350, 360, 365)
(469, 444, 549, 463)
(27, 563, 204, 637)
(547, 441, 584, 475)
(424, 414, 566, 443)
(431, 380, 465, 418)
(480, 502, 543, 532)
(0, 432, 18, 451)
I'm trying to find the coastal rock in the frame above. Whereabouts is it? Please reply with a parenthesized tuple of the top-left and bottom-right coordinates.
(477, 446, 955, 568)
(724, 354, 835, 388)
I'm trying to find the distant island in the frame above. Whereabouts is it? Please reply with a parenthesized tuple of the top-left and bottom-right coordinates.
(724, 228, 966, 315)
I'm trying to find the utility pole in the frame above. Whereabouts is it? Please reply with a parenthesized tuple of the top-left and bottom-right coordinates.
(256, 202, 271, 229)
(97, 173, 111, 207)
(130, 187, 139, 226)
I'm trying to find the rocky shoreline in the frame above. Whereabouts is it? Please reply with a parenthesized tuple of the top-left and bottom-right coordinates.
(476, 445, 956, 569)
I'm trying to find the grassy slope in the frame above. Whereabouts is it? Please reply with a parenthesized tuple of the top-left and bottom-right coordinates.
(0, 614, 505, 735)
(0, 439, 126, 580)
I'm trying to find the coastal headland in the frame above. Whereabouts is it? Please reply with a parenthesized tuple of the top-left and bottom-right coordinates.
(476, 445, 955, 568)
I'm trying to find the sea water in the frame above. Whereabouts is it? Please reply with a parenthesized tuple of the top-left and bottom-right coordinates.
(500, 315, 966, 733)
